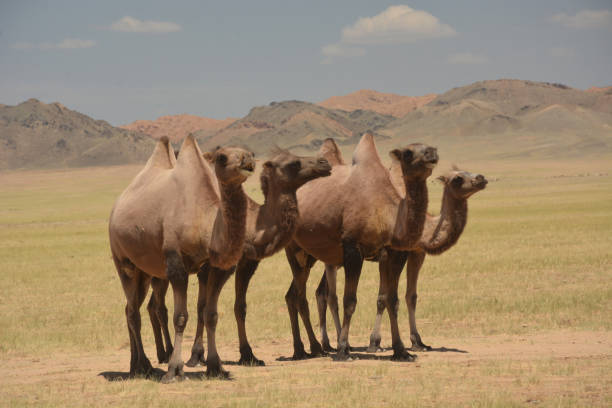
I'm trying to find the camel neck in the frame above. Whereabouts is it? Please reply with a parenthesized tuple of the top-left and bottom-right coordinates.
(420, 187, 468, 255)
(392, 177, 429, 250)
(257, 186, 299, 258)
(210, 182, 247, 268)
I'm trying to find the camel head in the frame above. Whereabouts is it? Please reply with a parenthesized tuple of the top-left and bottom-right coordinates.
(437, 169, 487, 199)
(211, 146, 256, 186)
(261, 149, 332, 195)
(389, 143, 438, 180)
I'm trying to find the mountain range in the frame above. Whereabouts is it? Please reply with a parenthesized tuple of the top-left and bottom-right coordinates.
(1, 79, 611, 170)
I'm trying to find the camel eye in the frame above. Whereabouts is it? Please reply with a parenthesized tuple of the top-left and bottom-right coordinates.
(215, 153, 228, 166)
(402, 150, 413, 162)
(451, 176, 463, 187)
(287, 160, 301, 172)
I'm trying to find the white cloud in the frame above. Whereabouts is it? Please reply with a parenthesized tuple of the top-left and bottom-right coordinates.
(11, 38, 95, 50)
(321, 5, 455, 63)
(447, 52, 488, 65)
(549, 47, 574, 57)
(551, 9, 612, 29)
(341, 5, 456, 44)
(110, 16, 182, 33)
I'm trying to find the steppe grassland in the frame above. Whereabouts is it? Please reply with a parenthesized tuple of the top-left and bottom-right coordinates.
(0, 157, 611, 407)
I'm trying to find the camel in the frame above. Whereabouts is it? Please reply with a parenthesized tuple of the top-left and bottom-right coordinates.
(147, 148, 332, 368)
(108, 135, 254, 381)
(284, 133, 438, 361)
(313, 158, 488, 352)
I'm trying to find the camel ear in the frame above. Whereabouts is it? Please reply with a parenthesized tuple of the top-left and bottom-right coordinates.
(437, 175, 448, 184)
(202, 152, 213, 162)
(389, 149, 402, 162)
(263, 161, 275, 169)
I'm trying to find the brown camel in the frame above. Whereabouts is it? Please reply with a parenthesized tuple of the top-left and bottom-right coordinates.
(108, 135, 254, 381)
(147, 148, 332, 368)
(314, 161, 488, 352)
(284, 133, 438, 361)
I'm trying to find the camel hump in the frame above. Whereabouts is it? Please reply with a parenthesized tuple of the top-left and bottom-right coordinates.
(176, 134, 205, 168)
(318, 138, 345, 166)
(351, 132, 381, 166)
(145, 136, 176, 169)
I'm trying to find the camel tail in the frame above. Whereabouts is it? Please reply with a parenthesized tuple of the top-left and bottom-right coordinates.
(318, 138, 345, 166)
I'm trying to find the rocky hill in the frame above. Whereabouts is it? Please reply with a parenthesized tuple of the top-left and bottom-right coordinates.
(319, 89, 436, 117)
(121, 114, 235, 143)
(380, 79, 612, 160)
(0, 99, 153, 170)
(194, 100, 395, 154)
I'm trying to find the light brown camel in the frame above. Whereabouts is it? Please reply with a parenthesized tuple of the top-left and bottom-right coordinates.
(147, 148, 332, 368)
(284, 133, 438, 361)
(314, 159, 488, 352)
(108, 135, 254, 381)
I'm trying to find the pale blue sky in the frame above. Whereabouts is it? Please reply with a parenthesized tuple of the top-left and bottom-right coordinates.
(1, 0, 610, 125)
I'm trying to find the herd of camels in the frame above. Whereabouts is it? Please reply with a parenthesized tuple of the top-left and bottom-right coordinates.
(108, 132, 487, 382)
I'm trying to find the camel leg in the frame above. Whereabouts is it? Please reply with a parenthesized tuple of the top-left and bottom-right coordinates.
(285, 245, 318, 360)
(148, 277, 173, 364)
(117, 266, 153, 377)
(380, 248, 415, 362)
(367, 272, 386, 353)
(321, 264, 341, 352)
(161, 251, 189, 383)
(204, 265, 234, 378)
(186, 264, 210, 367)
(294, 255, 325, 358)
(334, 241, 363, 361)
(315, 271, 332, 352)
(405, 251, 431, 351)
(234, 257, 264, 366)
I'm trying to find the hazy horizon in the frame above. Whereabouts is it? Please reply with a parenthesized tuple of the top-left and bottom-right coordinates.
(1, 0, 611, 125)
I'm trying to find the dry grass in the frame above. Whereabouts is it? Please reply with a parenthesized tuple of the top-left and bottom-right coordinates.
(0, 157, 611, 407)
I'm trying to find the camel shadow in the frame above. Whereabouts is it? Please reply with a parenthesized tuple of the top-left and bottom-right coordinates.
(98, 368, 234, 382)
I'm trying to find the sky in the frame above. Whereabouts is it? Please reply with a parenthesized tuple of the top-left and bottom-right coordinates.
(1, 0, 611, 125)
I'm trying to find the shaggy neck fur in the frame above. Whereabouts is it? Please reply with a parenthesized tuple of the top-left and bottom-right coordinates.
(210, 182, 248, 269)
(420, 186, 468, 255)
(256, 173, 299, 258)
(392, 176, 429, 250)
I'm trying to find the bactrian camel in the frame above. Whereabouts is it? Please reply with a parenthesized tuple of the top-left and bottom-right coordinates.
(109, 135, 254, 381)
(147, 148, 332, 368)
(313, 144, 487, 352)
(284, 133, 438, 361)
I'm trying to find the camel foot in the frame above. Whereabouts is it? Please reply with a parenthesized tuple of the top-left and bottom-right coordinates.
(129, 356, 154, 378)
(366, 344, 384, 353)
(321, 339, 336, 353)
(161, 363, 185, 384)
(185, 349, 205, 367)
(309, 342, 327, 358)
(391, 349, 417, 362)
(238, 345, 265, 366)
(291, 349, 311, 361)
(332, 346, 354, 362)
(157, 346, 173, 364)
(410, 335, 432, 351)
(205, 365, 230, 379)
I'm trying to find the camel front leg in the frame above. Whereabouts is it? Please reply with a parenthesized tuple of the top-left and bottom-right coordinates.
(334, 241, 363, 361)
(405, 251, 430, 351)
(380, 248, 415, 361)
(323, 264, 341, 351)
(186, 264, 209, 367)
(367, 270, 386, 353)
(204, 266, 234, 378)
(161, 251, 189, 383)
(294, 255, 325, 358)
(147, 277, 173, 363)
(234, 257, 264, 366)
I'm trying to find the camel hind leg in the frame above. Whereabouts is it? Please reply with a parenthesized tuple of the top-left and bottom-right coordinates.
(405, 251, 430, 351)
(315, 265, 341, 352)
(115, 257, 153, 377)
(233, 257, 264, 366)
(147, 277, 173, 363)
(186, 264, 210, 367)
(367, 272, 386, 353)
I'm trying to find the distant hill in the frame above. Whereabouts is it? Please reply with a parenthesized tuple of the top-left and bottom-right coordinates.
(121, 114, 236, 143)
(319, 89, 436, 117)
(194, 100, 395, 154)
(380, 79, 612, 160)
(0, 99, 153, 170)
